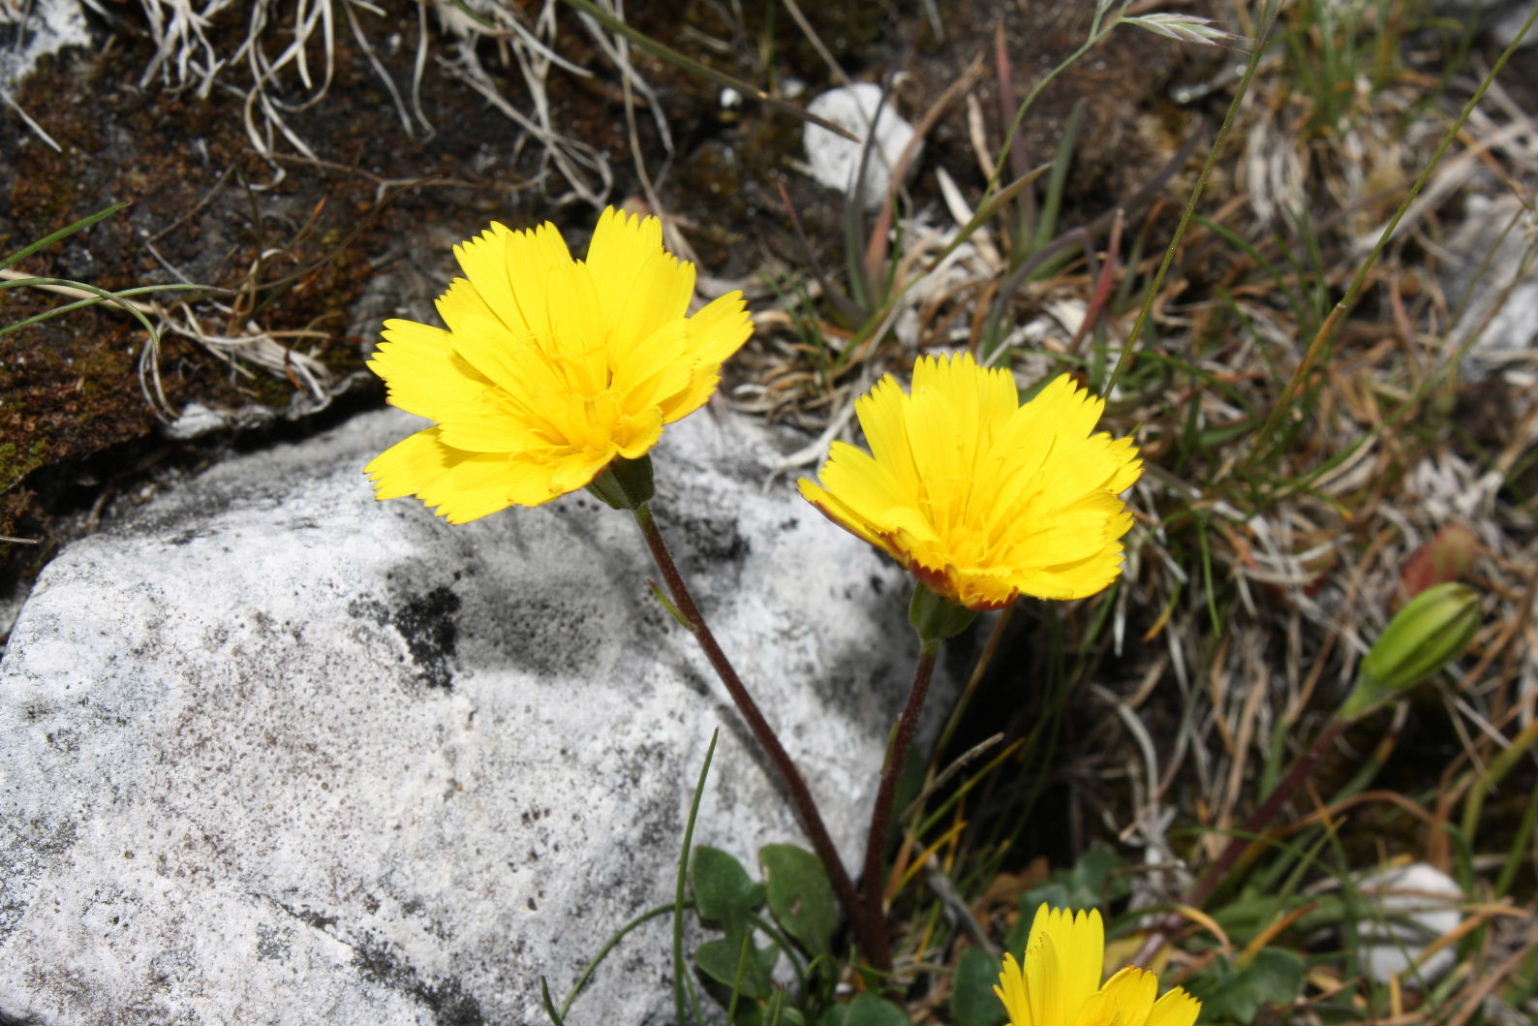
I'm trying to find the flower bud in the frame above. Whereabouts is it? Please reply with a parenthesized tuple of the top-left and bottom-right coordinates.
(1339, 583, 1481, 721)
(909, 583, 978, 648)
(586, 454, 655, 511)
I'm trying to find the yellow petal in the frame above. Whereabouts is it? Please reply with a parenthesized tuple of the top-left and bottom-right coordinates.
(585, 206, 664, 290)
(939, 564, 1020, 611)
(994, 951, 1034, 1026)
(996, 907, 1195, 1026)
(435, 274, 506, 338)
(613, 321, 693, 415)
(587, 209, 696, 349)
(542, 260, 607, 393)
(1076, 967, 1158, 1026)
(808, 440, 911, 532)
(1147, 986, 1202, 1026)
(446, 220, 572, 339)
(366, 426, 449, 500)
(1024, 923, 1060, 1026)
(685, 291, 754, 366)
(853, 374, 922, 497)
(451, 222, 566, 338)
(1025, 904, 1104, 1024)
(365, 427, 513, 524)
(657, 365, 723, 426)
(797, 474, 892, 555)
(369, 318, 488, 421)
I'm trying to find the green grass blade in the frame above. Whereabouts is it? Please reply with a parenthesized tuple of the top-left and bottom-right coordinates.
(0, 280, 205, 339)
(1030, 99, 1085, 255)
(1107, 0, 1281, 393)
(675, 730, 719, 1026)
(0, 202, 129, 272)
(559, 901, 685, 1020)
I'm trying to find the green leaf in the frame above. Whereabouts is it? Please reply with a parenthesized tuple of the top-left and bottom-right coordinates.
(696, 934, 776, 1001)
(760, 843, 839, 957)
(951, 946, 1006, 1026)
(1186, 948, 1305, 1023)
(825, 992, 913, 1025)
(1004, 849, 1128, 954)
(1064, 846, 1128, 903)
(693, 845, 765, 929)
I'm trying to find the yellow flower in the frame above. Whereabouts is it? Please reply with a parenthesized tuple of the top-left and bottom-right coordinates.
(365, 208, 752, 522)
(797, 353, 1140, 610)
(996, 905, 1202, 1026)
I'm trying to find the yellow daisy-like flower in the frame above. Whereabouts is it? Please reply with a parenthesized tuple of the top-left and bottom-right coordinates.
(996, 905, 1202, 1026)
(365, 208, 752, 522)
(797, 353, 1141, 610)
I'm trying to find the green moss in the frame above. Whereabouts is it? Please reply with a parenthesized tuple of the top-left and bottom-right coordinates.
(0, 439, 50, 492)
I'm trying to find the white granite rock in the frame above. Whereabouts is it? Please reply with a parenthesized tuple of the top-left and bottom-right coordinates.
(0, 408, 936, 1024)
(0, 0, 89, 91)
(803, 83, 919, 210)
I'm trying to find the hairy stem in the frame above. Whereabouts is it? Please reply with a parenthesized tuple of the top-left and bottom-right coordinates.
(632, 505, 889, 970)
(860, 644, 940, 964)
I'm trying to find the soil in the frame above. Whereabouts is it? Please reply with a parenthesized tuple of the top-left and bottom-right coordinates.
(0, 0, 1211, 630)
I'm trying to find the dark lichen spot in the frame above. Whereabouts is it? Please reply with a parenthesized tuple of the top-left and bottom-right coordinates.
(392, 585, 460, 690)
(350, 585, 461, 690)
(674, 513, 750, 576)
(276, 901, 337, 933)
(353, 940, 486, 1026)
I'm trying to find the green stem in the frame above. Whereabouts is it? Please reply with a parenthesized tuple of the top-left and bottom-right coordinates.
(860, 643, 940, 965)
(631, 505, 889, 971)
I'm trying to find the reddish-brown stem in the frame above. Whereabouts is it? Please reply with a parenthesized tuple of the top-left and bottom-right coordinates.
(632, 506, 890, 971)
(1189, 719, 1345, 907)
(860, 644, 939, 964)
(1131, 718, 1347, 966)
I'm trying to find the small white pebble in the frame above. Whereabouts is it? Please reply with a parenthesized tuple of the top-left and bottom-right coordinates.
(803, 83, 919, 210)
(1357, 862, 1463, 985)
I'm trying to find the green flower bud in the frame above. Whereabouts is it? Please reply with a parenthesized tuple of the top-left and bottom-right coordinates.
(909, 582, 978, 650)
(586, 454, 656, 511)
(1339, 583, 1481, 721)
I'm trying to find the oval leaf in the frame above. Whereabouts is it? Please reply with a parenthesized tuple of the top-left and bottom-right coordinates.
(759, 843, 839, 958)
(695, 935, 775, 1001)
(830, 991, 913, 1025)
(693, 845, 764, 928)
(952, 946, 1006, 1026)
